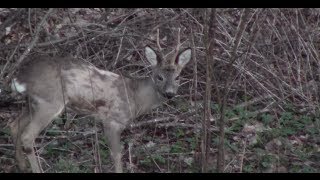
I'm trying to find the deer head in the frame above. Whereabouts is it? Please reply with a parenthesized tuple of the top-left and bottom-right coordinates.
(144, 45, 191, 99)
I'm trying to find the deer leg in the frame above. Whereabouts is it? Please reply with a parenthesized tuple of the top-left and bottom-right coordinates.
(10, 109, 30, 172)
(103, 121, 125, 173)
(20, 100, 65, 173)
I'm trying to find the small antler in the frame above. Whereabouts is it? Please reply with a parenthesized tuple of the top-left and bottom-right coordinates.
(170, 28, 181, 65)
(175, 28, 181, 53)
(156, 28, 163, 52)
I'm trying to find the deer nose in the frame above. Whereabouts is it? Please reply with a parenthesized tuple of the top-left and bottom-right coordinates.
(163, 92, 175, 99)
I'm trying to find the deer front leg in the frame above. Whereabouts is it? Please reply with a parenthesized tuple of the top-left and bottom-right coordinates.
(103, 120, 125, 173)
(20, 100, 65, 173)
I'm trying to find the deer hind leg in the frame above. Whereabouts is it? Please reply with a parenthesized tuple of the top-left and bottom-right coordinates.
(10, 109, 31, 172)
(103, 120, 125, 173)
(20, 98, 65, 173)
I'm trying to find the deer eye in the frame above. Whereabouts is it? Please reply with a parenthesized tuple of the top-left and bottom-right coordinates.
(156, 75, 164, 81)
(175, 76, 180, 81)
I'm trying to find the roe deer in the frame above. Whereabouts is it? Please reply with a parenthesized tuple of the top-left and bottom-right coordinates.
(9, 42, 191, 173)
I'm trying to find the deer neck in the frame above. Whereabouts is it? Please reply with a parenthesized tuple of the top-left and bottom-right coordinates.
(130, 77, 166, 116)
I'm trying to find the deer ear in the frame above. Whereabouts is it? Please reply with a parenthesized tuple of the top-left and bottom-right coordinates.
(176, 48, 191, 68)
(145, 46, 158, 66)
